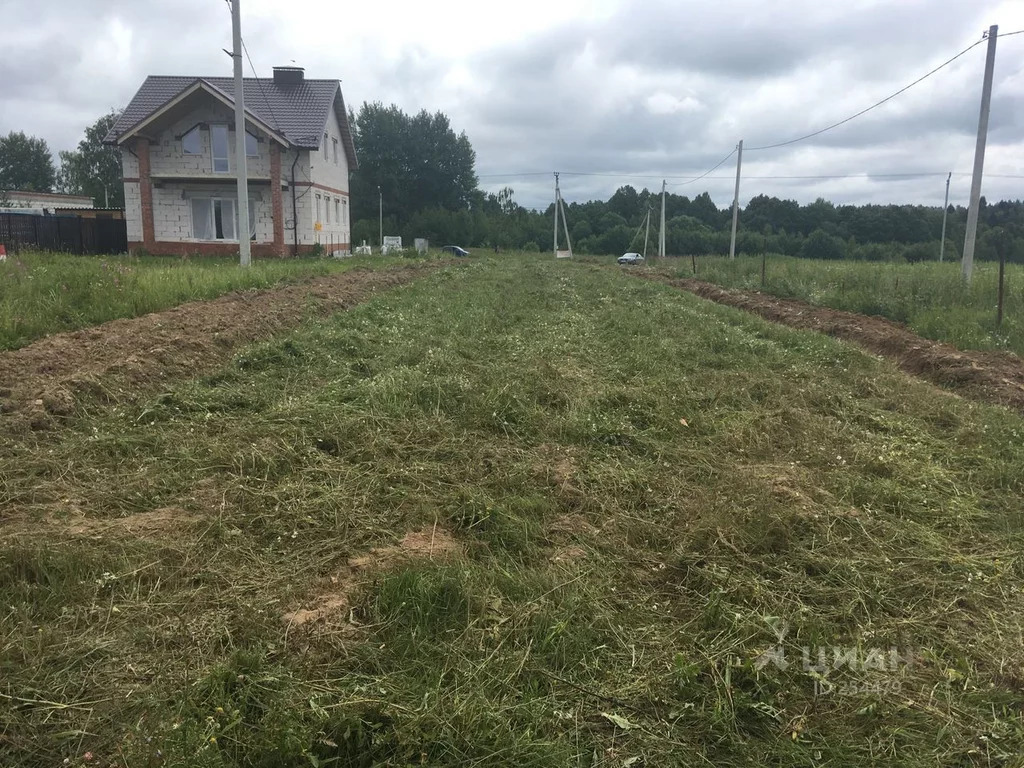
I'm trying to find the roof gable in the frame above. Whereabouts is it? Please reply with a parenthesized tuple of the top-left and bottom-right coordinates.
(105, 75, 357, 168)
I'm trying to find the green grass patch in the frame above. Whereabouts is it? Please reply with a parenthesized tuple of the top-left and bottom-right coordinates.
(0, 251, 420, 350)
(1, 254, 1023, 766)
(672, 254, 1024, 356)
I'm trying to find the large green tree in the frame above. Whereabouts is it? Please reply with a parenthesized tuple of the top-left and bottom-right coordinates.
(349, 103, 478, 230)
(0, 131, 56, 192)
(57, 111, 124, 208)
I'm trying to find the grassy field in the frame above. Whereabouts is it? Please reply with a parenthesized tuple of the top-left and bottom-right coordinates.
(0, 251, 415, 351)
(2, 255, 1023, 766)
(674, 255, 1024, 357)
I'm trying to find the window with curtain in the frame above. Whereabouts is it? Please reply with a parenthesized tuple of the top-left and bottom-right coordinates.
(191, 197, 255, 240)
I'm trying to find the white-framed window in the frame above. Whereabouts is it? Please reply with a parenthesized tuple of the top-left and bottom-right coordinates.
(315, 194, 321, 223)
(332, 138, 338, 164)
(211, 124, 229, 172)
(245, 130, 259, 157)
(182, 126, 201, 154)
(323, 133, 329, 161)
(334, 198, 340, 224)
(342, 198, 347, 227)
(191, 196, 255, 240)
(325, 196, 331, 224)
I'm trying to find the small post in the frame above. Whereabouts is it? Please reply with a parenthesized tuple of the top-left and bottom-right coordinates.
(231, 0, 251, 267)
(939, 172, 951, 262)
(729, 139, 743, 259)
(761, 236, 767, 288)
(691, 252, 697, 275)
(962, 25, 998, 283)
(997, 232, 1007, 327)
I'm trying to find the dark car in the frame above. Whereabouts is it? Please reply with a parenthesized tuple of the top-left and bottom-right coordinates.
(441, 245, 471, 257)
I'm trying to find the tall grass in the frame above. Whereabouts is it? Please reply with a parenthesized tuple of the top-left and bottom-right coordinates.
(0, 251, 409, 350)
(681, 255, 1024, 356)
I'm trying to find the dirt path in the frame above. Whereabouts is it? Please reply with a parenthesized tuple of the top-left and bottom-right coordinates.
(650, 275, 1024, 414)
(0, 263, 443, 431)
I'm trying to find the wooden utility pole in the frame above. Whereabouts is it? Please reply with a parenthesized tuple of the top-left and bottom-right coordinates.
(659, 180, 666, 259)
(553, 172, 560, 258)
(962, 25, 998, 283)
(939, 172, 951, 262)
(643, 208, 651, 259)
(231, 0, 251, 266)
(729, 140, 743, 259)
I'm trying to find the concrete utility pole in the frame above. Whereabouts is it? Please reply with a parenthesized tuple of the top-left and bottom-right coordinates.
(553, 172, 560, 257)
(377, 185, 382, 249)
(939, 172, 951, 262)
(962, 24, 998, 283)
(659, 180, 666, 258)
(230, 0, 251, 267)
(729, 139, 743, 259)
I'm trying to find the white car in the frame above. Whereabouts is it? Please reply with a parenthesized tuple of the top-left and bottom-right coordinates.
(617, 252, 644, 265)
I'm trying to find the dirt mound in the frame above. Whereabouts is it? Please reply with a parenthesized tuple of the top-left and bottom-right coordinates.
(283, 527, 462, 627)
(653, 276, 1024, 414)
(0, 263, 443, 432)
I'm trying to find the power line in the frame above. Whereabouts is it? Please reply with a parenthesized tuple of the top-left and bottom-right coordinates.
(746, 37, 987, 151)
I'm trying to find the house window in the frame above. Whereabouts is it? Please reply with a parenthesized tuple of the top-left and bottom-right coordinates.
(332, 138, 338, 164)
(245, 130, 259, 157)
(325, 196, 331, 224)
(315, 194, 321, 223)
(342, 198, 347, 226)
(191, 197, 256, 240)
(335, 198, 340, 224)
(211, 125, 229, 172)
(182, 126, 201, 154)
(323, 133, 329, 161)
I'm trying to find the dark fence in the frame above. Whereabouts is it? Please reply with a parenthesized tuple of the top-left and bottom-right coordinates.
(0, 213, 128, 255)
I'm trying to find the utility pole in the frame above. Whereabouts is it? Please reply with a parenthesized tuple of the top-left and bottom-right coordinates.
(231, 0, 251, 267)
(559, 193, 573, 258)
(377, 185, 382, 250)
(962, 24, 998, 283)
(729, 139, 743, 259)
(659, 180, 666, 259)
(553, 172, 560, 258)
(939, 172, 951, 262)
(643, 208, 651, 259)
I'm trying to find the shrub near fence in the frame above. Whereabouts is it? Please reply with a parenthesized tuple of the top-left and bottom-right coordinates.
(0, 212, 128, 255)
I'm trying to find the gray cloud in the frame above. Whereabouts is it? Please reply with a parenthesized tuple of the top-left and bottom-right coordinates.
(1, 0, 1021, 212)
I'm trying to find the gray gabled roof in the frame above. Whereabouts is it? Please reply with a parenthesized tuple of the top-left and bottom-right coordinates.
(104, 75, 357, 169)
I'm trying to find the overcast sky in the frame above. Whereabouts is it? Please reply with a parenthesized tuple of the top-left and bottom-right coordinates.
(1, 0, 1022, 210)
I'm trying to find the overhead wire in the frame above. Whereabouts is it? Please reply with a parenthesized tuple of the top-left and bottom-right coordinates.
(745, 37, 987, 151)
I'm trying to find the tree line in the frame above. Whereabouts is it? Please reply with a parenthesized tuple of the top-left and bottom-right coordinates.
(349, 102, 1024, 263)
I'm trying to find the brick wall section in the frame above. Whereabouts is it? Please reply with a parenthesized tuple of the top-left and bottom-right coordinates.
(127, 241, 345, 257)
(137, 138, 155, 247)
(270, 143, 285, 256)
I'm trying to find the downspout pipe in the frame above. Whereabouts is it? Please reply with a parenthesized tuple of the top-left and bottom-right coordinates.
(290, 151, 300, 257)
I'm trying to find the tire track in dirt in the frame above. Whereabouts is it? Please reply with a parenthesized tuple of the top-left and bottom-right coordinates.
(648, 274, 1024, 414)
(0, 263, 445, 431)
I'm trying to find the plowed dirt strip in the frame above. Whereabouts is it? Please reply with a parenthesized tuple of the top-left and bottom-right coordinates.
(0, 263, 443, 430)
(650, 274, 1024, 414)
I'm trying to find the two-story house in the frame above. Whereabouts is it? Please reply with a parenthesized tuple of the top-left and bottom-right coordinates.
(104, 66, 356, 257)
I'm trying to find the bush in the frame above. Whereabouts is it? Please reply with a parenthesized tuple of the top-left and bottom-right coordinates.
(800, 229, 845, 260)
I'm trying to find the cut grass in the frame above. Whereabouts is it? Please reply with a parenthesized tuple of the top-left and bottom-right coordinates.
(1, 254, 1023, 766)
(0, 251, 422, 350)
(670, 255, 1024, 357)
